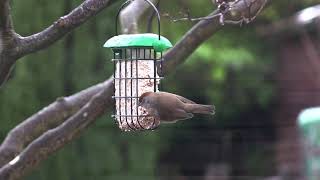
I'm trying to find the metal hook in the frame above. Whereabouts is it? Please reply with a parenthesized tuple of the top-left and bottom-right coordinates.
(115, 0, 161, 40)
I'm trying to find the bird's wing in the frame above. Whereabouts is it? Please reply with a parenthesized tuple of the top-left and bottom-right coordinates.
(163, 92, 196, 104)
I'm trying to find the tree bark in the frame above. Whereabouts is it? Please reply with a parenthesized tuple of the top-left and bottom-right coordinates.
(0, 79, 112, 167)
(0, 0, 117, 87)
(0, 0, 18, 87)
(0, 80, 114, 180)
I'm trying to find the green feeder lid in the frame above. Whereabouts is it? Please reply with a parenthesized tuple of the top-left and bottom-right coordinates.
(298, 107, 320, 126)
(103, 33, 172, 52)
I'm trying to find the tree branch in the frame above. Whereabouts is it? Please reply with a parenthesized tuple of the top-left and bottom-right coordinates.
(0, 0, 18, 87)
(16, 0, 116, 57)
(161, 0, 268, 74)
(0, 78, 112, 167)
(0, 0, 117, 87)
(0, 0, 13, 31)
(161, 9, 221, 75)
(0, 80, 114, 180)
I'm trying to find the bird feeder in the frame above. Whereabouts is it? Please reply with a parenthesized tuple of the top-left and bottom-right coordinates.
(298, 107, 320, 179)
(104, 0, 173, 131)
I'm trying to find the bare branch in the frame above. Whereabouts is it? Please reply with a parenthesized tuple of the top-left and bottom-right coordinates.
(16, 0, 116, 57)
(0, 80, 114, 180)
(0, 78, 112, 168)
(0, 0, 13, 31)
(161, 0, 268, 74)
(0, 0, 116, 87)
(172, 13, 221, 22)
(0, 0, 18, 87)
(161, 10, 222, 75)
(172, 0, 268, 25)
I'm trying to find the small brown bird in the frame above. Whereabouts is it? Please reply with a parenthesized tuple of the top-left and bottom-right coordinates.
(138, 91, 215, 123)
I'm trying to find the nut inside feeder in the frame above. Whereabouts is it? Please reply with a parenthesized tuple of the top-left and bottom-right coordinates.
(103, 0, 172, 131)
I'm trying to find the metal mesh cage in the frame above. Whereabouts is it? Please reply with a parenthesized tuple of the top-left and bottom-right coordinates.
(104, 0, 172, 131)
(111, 47, 163, 131)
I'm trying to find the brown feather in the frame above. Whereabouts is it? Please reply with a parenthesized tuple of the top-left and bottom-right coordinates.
(158, 92, 196, 104)
(139, 92, 153, 103)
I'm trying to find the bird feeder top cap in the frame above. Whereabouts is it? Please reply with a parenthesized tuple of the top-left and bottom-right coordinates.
(103, 33, 173, 52)
(298, 107, 320, 126)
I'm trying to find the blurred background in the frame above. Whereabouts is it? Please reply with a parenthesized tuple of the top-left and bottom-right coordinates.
(1, 0, 320, 179)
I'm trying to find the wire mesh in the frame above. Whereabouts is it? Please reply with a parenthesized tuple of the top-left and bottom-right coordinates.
(112, 47, 163, 131)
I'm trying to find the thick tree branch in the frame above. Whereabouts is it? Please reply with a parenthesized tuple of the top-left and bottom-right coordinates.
(0, 80, 114, 180)
(16, 0, 116, 57)
(0, 0, 117, 87)
(0, 0, 13, 31)
(0, 78, 111, 167)
(0, 0, 18, 87)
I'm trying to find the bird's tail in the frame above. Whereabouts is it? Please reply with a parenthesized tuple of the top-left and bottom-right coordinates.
(184, 104, 215, 115)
